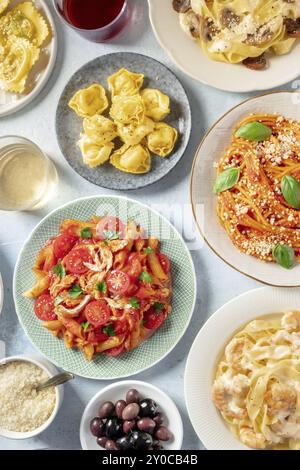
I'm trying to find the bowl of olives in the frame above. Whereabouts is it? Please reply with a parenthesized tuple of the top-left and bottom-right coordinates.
(80, 381, 183, 450)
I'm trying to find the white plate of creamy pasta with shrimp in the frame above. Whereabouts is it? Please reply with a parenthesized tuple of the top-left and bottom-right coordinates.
(148, 0, 300, 92)
(184, 287, 300, 450)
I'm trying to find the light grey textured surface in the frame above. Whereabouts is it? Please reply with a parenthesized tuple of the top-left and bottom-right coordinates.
(56, 52, 191, 190)
(0, 0, 293, 451)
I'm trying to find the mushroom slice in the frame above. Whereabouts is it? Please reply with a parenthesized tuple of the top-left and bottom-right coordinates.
(172, 0, 191, 13)
(242, 54, 267, 70)
(220, 8, 240, 29)
(284, 18, 300, 38)
(201, 17, 219, 42)
(179, 9, 200, 38)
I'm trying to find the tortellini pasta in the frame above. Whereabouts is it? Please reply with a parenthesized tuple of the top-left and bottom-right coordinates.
(78, 134, 114, 168)
(107, 68, 144, 98)
(110, 144, 151, 174)
(141, 88, 170, 122)
(83, 115, 117, 144)
(147, 123, 178, 157)
(70, 68, 179, 174)
(0, 1, 50, 94)
(117, 117, 155, 146)
(110, 95, 145, 125)
(69, 84, 108, 118)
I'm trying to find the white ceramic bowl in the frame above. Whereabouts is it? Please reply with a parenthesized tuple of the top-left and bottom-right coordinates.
(0, 355, 64, 439)
(184, 287, 300, 450)
(148, 0, 300, 93)
(191, 90, 300, 287)
(80, 380, 183, 450)
(0, 0, 58, 117)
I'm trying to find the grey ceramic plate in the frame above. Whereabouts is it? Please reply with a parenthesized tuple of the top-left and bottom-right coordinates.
(56, 52, 191, 190)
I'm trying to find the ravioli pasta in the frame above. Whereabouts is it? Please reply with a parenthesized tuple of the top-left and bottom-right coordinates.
(212, 311, 300, 450)
(174, 0, 300, 69)
(69, 68, 178, 174)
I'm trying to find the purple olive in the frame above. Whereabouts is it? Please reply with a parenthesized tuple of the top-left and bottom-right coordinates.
(98, 401, 115, 419)
(122, 403, 140, 421)
(137, 417, 156, 434)
(126, 389, 140, 404)
(97, 436, 108, 448)
(105, 439, 119, 450)
(153, 412, 164, 426)
(123, 420, 136, 434)
(115, 400, 126, 419)
(155, 426, 172, 441)
(90, 417, 105, 437)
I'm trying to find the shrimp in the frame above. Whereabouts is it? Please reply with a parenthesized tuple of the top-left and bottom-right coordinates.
(240, 427, 266, 449)
(212, 373, 250, 420)
(265, 381, 297, 418)
(225, 337, 252, 372)
(281, 311, 300, 332)
(271, 416, 300, 439)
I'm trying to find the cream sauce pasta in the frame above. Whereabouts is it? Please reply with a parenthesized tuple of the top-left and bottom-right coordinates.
(212, 311, 300, 450)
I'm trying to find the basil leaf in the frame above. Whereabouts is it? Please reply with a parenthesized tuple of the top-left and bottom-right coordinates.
(54, 296, 64, 307)
(52, 263, 66, 278)
(153, 302, 164, 314)
(129, 297, 140, 309)
(81, 321, 90, 331)
(213, 168, 240, 194)
(80, 227, 93, 239)
(281, 175, 300, 210)
(235, 122, 272, 141)
(96, 281, 107, 294)
(103, 324, 115, 337)
(139, 271, 152, 283)
(144, 247, 154, 254)
(272, 244, 295, 270)
(69, 284, 82, 299)
(103, 230, 120, 240)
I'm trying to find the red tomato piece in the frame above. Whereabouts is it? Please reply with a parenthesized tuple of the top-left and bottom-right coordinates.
(114, 318, 129, 336)
(53, 234, 77, 260)
(96, 216, 125, 240)
(158, 253, 171, 274)
(127, 253, 142, 281)
(84, 300, 111, 328)
(106, 270, 131, 296)
(65, 247, 92, 275)
(143, 309, 165, 330)
(34, 294, 57, 321)
(87, 330, 109, 344)
(64, 225, 80, 239)
(104, 344, 125, 357)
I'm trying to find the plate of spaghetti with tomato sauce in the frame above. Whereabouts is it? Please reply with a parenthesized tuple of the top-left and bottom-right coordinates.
(13, 196, 196, 379)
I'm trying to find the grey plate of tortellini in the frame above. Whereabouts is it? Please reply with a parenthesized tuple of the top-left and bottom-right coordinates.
(55, 52, 191, 190)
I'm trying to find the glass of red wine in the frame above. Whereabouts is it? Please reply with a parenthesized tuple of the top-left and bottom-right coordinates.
(53, 0, 129, 43)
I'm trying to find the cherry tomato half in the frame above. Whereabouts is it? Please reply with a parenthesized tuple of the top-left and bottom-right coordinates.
(114, 318, 129, 336)
(53, 234, 76, 260)
(34, 294, 57, 321)
(158, 253, 171, 274)
(84, 300, 111, 328)
(127, 253, 142, 281)
(65, 247, 92, 275)
(104, 344, 125, 357)
(143, 309, 165, 330)
(106, 270, 131, 296)
(96, 217, 125, 240)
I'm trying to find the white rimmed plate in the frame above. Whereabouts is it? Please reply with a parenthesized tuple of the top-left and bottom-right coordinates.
(184, 286, 300, 450)
(191, 91, 300, 287)
(80, 380, 183, 450)
(0, 0, 58, 117)
(148, 0, 300, 93)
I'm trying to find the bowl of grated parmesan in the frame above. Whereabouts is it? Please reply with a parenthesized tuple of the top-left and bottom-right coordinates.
(0, 355, 64, 439)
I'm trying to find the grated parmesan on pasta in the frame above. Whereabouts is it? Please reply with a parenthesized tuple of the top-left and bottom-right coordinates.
(0, 361, 56, 433)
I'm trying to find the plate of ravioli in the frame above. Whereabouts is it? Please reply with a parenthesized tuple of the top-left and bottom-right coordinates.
(0, 0, 57, 117)
(56, 52, 191, 190)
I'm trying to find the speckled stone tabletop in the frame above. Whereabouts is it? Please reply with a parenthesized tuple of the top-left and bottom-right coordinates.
(0, 0, 292, 451)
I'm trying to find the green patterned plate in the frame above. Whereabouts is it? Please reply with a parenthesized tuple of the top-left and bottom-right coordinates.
(13, 196, 196, 380)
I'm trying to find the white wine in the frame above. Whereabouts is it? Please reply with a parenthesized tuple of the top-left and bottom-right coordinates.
(0, 137, 57, 211)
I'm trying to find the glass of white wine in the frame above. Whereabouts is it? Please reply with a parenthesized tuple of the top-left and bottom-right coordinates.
(0, 136, 58, 211)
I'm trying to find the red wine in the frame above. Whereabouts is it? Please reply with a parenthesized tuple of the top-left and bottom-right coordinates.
(63, 0, 126, 30)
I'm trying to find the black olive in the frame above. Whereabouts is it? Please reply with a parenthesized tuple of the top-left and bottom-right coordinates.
(139, 399, 159, 418)
(130, 431, 153, 450)
(90, 417, 105, 437)
(105, 417, 123, 439)
(116, 435, 134, 451)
